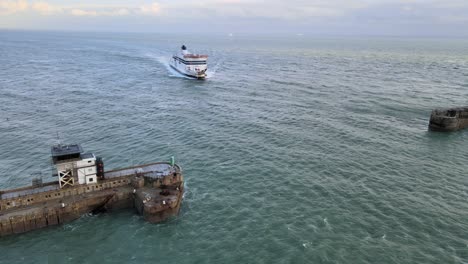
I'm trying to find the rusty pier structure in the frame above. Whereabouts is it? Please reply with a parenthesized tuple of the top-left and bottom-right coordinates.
(0, 144, 184, 237)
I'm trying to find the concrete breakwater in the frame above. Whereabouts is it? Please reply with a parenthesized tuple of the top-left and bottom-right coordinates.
(428, 107, 468, 132)
(0, 162, 184, 237)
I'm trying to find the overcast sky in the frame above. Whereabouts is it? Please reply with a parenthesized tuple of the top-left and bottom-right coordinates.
(1, 0, 468, 36)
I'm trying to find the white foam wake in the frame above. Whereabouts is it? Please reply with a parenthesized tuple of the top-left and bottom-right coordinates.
(150, 54, 191, 79)
(206, 58, 224, 78)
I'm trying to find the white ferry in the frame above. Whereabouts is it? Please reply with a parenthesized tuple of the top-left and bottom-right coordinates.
(170, 45, 208, 79)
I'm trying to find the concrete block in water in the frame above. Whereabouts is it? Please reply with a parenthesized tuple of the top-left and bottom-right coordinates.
(428, 107, 468, 132)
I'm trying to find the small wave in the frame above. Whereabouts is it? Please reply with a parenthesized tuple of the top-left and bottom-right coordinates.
(323, 217, 332, 230)
(302, 241, 312, 248)
(206, 58, 224, 78)
(28, 59, 53, 64)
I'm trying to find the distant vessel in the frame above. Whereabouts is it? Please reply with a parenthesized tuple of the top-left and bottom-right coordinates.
(0, 143, 184, 237)
(428, 106, 468, 132)
(170, 45, 208, 79)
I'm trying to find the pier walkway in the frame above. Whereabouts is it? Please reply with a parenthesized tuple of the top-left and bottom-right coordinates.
(0, 163, 179, 200)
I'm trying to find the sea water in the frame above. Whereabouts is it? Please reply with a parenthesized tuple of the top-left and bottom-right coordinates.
(1, 31, 468, 263)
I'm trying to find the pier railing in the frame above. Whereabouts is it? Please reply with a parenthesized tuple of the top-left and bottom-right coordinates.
(0, 162, 182, 211)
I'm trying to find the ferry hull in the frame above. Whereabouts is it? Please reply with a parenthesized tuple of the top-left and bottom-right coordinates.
(170, 49, 208, 80)
(170, 64, 206, 80)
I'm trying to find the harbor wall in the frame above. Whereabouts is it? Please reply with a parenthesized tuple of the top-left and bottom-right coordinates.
(0, 172, 184, 237)
(0, 194, 129, 237)
(0, 176, 131, 211)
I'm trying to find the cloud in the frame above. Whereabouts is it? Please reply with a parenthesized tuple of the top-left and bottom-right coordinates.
(32, 1, 61, 15)
(1, 1, 160, 17)
(114, 8, 130, 16)
(157, 0, 357, 20)
(69, 2, 161, 17)
(70, 8, 130, 17)
(139, 2, 161, 15)
(0, 0, 28, 15)
(2, 0, 468, 36)
(70, 9, 97, 17)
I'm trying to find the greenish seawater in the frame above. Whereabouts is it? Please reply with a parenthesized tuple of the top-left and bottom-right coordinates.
(1, 31, 468, 263)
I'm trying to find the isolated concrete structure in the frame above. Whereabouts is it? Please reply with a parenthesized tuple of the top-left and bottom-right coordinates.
(428, 107, 468, 132)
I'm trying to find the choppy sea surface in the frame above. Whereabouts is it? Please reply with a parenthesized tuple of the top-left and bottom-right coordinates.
(1, 31, 468, 263)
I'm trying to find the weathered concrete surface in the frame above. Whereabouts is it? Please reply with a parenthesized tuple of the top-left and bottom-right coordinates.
(0, 189, 124, 236)
(0, 163, 183, 237)
(429, 107, 468, 132)
(135, 186, 184, 223)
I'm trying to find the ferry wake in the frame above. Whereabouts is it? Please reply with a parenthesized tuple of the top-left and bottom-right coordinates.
(170, 45, 208, 79)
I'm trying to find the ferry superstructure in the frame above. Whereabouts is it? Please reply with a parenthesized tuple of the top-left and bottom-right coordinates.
(170, 45, 208, 79)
